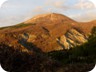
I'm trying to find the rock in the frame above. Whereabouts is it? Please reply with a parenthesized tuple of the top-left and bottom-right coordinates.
(57, 29, 87, 49)
(27, 35, 37, 42)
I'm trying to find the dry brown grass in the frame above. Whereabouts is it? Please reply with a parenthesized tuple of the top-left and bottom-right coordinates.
(0, 13, 96, 52)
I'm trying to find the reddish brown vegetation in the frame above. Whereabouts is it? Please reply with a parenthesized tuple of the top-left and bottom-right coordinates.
(0, 13, 96, 52)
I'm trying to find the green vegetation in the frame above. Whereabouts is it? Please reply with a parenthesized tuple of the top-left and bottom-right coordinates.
(48, 26, 96, 64)
(0, 23, 35, 30)
(0, 27, 8, 30)
(11, 23, 32, 28)
(0, 43, 60, 72)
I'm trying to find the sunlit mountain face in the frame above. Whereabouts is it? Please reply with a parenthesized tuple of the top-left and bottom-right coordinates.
(0, 12, 96, 52)
(0, 0, 96, 27)
(0, 0, 96, 72)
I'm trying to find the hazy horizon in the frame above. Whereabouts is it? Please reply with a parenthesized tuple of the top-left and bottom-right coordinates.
(0, 0, 96, 27)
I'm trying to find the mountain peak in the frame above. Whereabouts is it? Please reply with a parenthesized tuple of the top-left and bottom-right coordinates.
(24, 13, 75, 24)
(0, 13, 96, 52)
(31, 13, 67, 19)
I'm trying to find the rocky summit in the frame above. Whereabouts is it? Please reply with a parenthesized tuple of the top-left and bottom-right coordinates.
(0, 13, 96, 52)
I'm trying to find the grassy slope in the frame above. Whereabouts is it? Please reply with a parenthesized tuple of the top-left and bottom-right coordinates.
(0, 27, 96, 72)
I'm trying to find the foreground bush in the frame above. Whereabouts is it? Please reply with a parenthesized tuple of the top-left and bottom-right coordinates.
(0, 44, 61, 72)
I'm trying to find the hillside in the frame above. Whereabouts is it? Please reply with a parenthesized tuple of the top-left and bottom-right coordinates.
(0, 13, 96, 52)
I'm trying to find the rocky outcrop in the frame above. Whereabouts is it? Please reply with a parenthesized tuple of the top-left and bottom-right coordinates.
(57, 29, 87, 49)
(18, 28, 88, 51)
(27, 35, 37, 42)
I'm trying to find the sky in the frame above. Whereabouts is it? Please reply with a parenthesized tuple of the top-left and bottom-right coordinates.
(0, 0, 96, 27)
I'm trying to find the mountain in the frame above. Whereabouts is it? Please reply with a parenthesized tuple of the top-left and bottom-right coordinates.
(0, 13, 96, 52)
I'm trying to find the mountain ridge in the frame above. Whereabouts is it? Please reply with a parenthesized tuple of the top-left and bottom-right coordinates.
(0, 13, 96, 52)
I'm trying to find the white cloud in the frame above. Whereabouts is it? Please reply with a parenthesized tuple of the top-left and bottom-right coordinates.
(89, 0, 96, 7)
(0, 0, 7, 8)
(53, 0, 96, 10)
(32, 6, 49, 15)
(71, 9, 96, 22)
(74, 0, 95, 9)
(53, 1, 64, 8)
(54, 1, 71, 10)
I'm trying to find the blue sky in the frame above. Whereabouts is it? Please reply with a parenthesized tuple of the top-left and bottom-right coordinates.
(0, 0, 96, 27)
